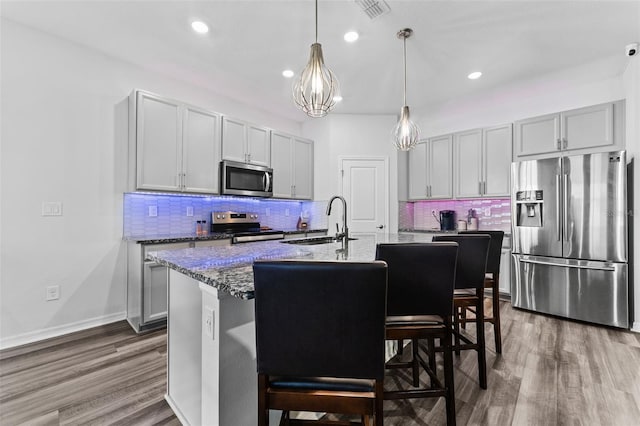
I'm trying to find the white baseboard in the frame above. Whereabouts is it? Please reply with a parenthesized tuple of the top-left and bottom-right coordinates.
(165, 394, 190, 426)
(631, 322, 640, 334)
(0, 311, 127, 350)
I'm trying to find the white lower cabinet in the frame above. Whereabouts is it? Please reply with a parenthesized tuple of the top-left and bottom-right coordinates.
(127, 238, 230, 333)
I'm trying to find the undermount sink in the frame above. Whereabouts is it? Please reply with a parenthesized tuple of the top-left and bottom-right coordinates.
(280, 236, 358, 246)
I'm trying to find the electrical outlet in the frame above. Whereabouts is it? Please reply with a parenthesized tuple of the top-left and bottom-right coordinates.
(285, 209, 290, 216)
(186, 206, 194, 217)
(46, 285, 60, 301)
(265, 208, 270, 216)
(148, 206, 158, 217)
(204, 307, 215, 339)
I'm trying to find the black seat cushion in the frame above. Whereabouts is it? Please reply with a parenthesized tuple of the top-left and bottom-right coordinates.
(269, 376, 375, 392)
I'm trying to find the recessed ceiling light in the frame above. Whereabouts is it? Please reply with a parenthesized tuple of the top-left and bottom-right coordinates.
(467, 71, 482, 80)
(333, 95, 343, 102)
(191, 21, 209, 34)
(344, 31, 359, 43)
(282, 70, 294, 78)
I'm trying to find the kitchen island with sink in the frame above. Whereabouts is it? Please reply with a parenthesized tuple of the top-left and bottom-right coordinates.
(147, 233, 434, 426)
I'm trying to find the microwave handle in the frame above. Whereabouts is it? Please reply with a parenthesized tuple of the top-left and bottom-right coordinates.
(264, 171, 271, 191)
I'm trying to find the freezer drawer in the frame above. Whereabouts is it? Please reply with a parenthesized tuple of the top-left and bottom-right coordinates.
(511, 254, 629, 328)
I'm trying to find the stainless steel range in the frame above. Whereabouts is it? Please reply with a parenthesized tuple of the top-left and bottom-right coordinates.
(211, 211, 284, 243)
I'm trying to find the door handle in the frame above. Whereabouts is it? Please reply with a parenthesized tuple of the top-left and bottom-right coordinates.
(377, 225, 384, 229)
(563, 174, 569, 242)
(556, 175, 561, 241)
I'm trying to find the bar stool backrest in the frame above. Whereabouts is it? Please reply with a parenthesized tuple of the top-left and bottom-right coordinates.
(459, 230, 504, 275)
(375, 242, 458, 318)
(433, 235, 490, 290)
(253, 260, 388, 380)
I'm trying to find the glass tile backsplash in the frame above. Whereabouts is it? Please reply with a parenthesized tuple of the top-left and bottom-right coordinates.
(399, 198, 511, 232)
(123, 193, 327, 238)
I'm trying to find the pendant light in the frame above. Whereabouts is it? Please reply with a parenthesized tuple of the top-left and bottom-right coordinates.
(392, 28, 419, 151)
(293, 0, 340, 118)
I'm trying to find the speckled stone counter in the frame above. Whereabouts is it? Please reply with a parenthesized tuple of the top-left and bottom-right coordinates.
(147, 232, 434, 299)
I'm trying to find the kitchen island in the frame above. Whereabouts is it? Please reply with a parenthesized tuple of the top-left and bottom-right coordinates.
(147, 233, 434, 426)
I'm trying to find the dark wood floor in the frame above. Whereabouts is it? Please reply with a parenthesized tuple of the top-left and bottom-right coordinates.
(2, 302, 640, 425)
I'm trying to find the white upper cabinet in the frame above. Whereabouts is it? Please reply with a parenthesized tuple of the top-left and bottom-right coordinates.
(453, 129, 483, 198)
(514, 101, 622, 160)
(408, 135, 453, 200)
(131, 90, 220, 193)
(182, 106, 221, 193)
(270, 131, 313, 199)
(221, 117, 270, 167)
(483, 124, 513, 197)
(454, 124, 513, 198)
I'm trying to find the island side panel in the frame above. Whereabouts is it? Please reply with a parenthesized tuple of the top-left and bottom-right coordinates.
(167, 270, 203, 426)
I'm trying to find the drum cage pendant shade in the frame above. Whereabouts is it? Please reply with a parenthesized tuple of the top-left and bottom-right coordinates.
(392, 28, 419, 151)
(292, 0, 340, 118)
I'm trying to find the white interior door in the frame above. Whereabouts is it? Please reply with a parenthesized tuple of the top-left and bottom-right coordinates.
(341, 158, 388, 233)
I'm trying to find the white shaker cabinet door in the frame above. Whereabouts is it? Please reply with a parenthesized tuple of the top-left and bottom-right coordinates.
(483, 124, 512, 197)
(514, 113, 560, 158)
(221, 117, 247, 163)
(182, 106, 221, 194)
(562, 103, 614, 151)
(247, 125, 270, 166)
(136, 92, 182, 191)
(270, 131, 294, 198)
(293, 137, 313, 200)
(453, 129, 483, 198)
(408, 141, 428, 200)
(428, 135, 453, 199)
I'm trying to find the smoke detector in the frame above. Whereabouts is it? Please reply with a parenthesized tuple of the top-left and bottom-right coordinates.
(355, 0, 391, 20)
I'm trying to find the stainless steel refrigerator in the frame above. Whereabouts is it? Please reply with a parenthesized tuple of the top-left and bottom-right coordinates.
(511, 151, 629, 328)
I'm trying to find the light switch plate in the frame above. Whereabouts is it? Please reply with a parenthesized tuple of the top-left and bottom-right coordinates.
(186, 206, 194, 217)
(148, 206, 158, 217)
(42, 201, 63, 216)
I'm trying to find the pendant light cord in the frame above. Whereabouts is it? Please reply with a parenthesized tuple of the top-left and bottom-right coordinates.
(403, 35, 407, 106)
(315, 0, 318, 43)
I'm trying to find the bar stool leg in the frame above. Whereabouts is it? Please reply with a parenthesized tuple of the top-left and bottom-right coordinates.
(493, 276, 502, 354)
(443, 318, 456, 426)
(453, 306, 461, 356)
(476, 289, 487, 389)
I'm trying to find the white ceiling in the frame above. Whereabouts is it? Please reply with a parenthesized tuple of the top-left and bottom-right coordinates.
(2, 0, 639, 122)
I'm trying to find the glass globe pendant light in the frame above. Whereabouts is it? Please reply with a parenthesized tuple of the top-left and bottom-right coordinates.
(293, 0, 340, 118)
(392, 28, 419, 151)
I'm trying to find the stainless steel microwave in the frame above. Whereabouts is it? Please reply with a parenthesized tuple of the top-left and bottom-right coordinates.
(219, 160, 273, 197)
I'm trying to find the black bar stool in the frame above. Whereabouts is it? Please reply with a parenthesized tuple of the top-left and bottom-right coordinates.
(253, 260, 388, 426)
(433, 234, 490, 389)
(375, 242, 458, 426)
(459, 230, 505, 353)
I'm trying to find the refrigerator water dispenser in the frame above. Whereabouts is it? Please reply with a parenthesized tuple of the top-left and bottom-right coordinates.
(515, 190, 543, 227)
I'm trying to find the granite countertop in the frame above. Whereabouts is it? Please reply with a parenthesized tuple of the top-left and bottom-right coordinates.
(124, 228, 328, 244)
(147, 232, 434, 299)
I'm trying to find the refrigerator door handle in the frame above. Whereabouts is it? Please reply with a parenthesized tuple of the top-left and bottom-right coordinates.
(556, 174, 562, 241)
(563, 174, 569, 242)
(519, 258, 616, 272)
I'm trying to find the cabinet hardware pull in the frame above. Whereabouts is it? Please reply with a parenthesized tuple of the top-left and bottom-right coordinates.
(556, 138, 561, 150)
(562, 138, 567, 149)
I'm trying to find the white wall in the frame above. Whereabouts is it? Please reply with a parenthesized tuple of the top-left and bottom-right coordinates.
(303, 114, 399, 232)
(0, 20, 301, 348)
(415, 57, 626, 137)
(623, 54, 640, 332)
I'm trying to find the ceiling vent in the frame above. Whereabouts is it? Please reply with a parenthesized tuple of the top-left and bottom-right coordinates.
(355, 0, 391, 19)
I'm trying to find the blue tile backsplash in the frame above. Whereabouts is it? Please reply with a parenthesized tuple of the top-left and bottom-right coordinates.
(123, 192, 327, 238)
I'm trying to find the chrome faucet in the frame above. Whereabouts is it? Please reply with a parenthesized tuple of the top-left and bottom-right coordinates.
(326, 195, 349, 249)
